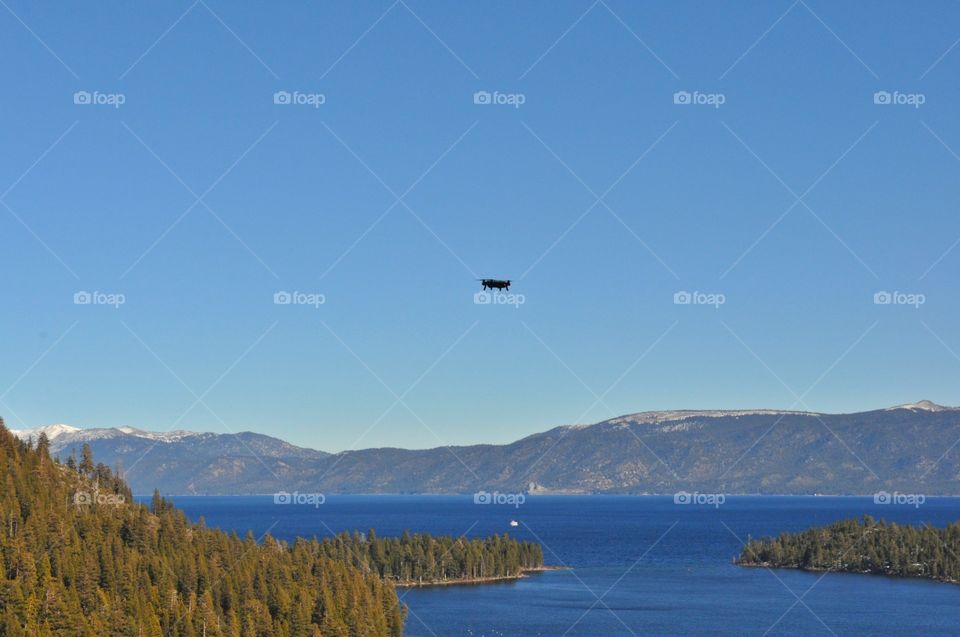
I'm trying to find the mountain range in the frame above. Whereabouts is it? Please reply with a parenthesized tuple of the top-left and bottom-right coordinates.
(11, 400, 960, 495)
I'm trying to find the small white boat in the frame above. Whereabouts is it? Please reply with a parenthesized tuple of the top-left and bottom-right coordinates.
(509, 520, 519, 527)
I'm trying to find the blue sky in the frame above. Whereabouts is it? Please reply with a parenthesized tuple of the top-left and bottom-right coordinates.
(3, 1, 960, 451)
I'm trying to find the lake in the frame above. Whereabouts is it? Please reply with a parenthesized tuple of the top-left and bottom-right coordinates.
(160, 495, 960, 636)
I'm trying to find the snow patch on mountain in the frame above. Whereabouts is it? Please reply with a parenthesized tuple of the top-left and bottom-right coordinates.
(558, 402, 957, 432)
(11, 425, 202, 445)
(10, 424, 80, 441)
(608, 409, 819, 425)
(556, 409, 818, 433)
(115, 426, 200, 442)
(886, 400, 953, 412)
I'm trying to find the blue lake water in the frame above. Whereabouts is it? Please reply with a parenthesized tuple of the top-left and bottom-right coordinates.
(158, 495, 960, 636)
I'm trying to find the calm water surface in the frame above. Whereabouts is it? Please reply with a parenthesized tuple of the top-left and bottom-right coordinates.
(160, 495, 960, 636)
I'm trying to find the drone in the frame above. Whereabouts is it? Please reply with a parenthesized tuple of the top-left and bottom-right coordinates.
(478, 278, 511, 291)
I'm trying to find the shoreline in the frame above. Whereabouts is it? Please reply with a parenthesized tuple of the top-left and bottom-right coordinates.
(736, 561, 960, 586)
(394, 566, 567, 588)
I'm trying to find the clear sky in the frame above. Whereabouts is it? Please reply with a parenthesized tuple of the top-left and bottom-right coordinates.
(3, 1, 960, 451)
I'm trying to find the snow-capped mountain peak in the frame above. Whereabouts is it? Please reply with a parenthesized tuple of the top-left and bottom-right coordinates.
(10, 424, 80, 441)
(886, 400, 953, 412)
(9, 424, 202, 445)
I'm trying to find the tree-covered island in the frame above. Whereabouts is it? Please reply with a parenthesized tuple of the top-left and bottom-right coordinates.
(737, 515, 960, 585)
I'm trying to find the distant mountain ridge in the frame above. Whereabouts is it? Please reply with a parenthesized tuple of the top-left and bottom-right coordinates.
(11, 400, 960, 496)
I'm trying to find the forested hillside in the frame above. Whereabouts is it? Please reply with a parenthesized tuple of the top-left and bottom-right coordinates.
(0, 417, 406, 636)
(737, 515, 960, 584)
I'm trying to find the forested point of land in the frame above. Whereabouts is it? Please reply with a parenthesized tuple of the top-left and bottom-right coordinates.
(317, 530, 544, 585)
(737, 515, 960, 584)
(0, 418, 544, 636)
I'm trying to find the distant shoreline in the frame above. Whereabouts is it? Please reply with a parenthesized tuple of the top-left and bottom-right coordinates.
(393, 566, 567, 588)
(738, 562, 960, 587)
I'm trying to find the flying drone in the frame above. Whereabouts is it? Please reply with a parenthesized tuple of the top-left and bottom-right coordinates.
(478, 279, 511, 291)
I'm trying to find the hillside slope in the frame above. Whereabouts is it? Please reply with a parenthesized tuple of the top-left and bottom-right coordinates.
(0, 418, 404, 636)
